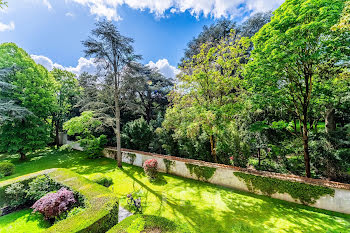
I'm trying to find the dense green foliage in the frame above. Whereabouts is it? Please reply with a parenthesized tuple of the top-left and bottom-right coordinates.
(1, 150, 350, 232)
(0, 162, 15, 176)
(247, 0, 347, 177)
(185, 164, 216, 181)
(0, 168, 119, 233)
(64, 111, 107, 158)
(234, 172, 335, 204)
(0, 43, 56, 160)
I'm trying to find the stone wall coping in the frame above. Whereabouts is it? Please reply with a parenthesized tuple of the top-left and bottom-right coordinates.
(105, 147, 350, 191)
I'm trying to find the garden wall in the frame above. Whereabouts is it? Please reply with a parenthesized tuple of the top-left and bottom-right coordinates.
(103, 147, 350, 214)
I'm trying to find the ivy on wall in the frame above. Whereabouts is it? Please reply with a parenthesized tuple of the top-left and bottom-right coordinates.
(186, 164, 216, 181)
(163, 159, 175, 173)
(233, 172, 335, 204)
(125, 153, 136, 165)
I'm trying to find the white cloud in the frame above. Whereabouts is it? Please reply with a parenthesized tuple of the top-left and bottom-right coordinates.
(42, 0, 52, 10)
(147, 58, 180, 79)
(65, 57, 98, 75)
(30, 54, 64, 70)
(30, 55, 98, 75)
(68, 0, 284, 21)
(0, 21, 15, 32)
(65, 12, 75, 17)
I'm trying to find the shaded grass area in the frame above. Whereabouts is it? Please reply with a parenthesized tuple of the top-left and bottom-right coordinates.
(0, 209, 50, 233)
(1, 149, 350, 233)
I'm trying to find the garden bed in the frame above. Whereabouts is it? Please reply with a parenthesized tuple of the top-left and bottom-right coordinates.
(0, 168, 119, 233)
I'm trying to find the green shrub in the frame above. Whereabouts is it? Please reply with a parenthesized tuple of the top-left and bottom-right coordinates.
(0, 162, 15, 176)
(90, 173, 113, 187)
(5, 182, 28, 207)
(26, 175, 60, 201)
(80, 135, 108, 159)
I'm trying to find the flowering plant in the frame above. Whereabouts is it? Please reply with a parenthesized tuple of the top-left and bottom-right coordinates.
(229, 156, 234, 165)
(143, 159, 158, 180)
(32, 187, 76, 220)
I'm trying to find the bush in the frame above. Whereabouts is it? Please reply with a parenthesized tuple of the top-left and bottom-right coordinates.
(90, 173, 113, 187)
(5, 182, 28, 207)
(26, 175, 60, 201)
(32, 187, 76, 220)
(143, 159, 158, 180)
(0, 162, 15, 176)
(80, 135, 108, 159)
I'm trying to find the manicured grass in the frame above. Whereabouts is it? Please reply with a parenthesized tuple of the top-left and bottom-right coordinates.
(1, 149, 350, 233)
(107, 215, 185, 233)
(0, 209, 50, 233)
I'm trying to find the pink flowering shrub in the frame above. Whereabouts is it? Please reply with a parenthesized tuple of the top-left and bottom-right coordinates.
(143, 159, 158, 180)
(32, 187, 76, 220)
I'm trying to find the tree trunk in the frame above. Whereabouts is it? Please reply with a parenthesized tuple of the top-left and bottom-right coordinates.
(293, 118, 297, 134)
(19, 151, 26, 160)
(302, 120, 311, 178)
(258, 148, 261, 167)
(115, 92, 122, 168)
(325, 108, 336, 133)
(55, 119, 60, 147)
(209, 135, 218, 163)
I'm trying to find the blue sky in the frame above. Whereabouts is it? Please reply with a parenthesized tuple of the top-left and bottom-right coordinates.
(0, 0, 284, 78)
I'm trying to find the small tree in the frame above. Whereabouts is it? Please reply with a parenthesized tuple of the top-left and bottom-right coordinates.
(51, 68, 81, 147)
(164, 31, 250, 163)
(63, 111, 107, 158)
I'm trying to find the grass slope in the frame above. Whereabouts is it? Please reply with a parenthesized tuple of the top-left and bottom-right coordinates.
(0, 209, 50, 233)
(1, 149, 350, 233)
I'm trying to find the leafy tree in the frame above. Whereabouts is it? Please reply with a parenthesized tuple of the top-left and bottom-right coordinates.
(63, 111, 107, 158)
(0, 67, 30, 122)
(121, 117, 154, 151)
(247, 0, 345, 177)
(179, 12, 272, 67)
(0, 43, 56, 160)
(164, 31, 250, 163)
(122, 63, 173, 123)
(51, 68, 81, 146)
(82, 20, 140, 167)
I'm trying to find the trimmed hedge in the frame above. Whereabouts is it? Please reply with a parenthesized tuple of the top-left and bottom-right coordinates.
(0, 162, 15, 176)
(234, 172, 335, 204)
(0, 168, 119, 232)
(107, 215, 190, 233)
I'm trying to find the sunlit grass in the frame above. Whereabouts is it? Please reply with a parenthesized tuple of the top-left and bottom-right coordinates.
(0, 209, 50, 233)
(1, 149, 350, 233)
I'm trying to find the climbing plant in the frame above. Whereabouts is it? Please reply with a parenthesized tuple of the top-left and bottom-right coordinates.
(186, 164, 216, 181)
(163, 159, 175, 173)
(234, 172, 335, 204)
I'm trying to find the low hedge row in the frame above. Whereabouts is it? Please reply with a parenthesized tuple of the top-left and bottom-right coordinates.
(0, 168, 119, 233)
(107, 215, 190, 233)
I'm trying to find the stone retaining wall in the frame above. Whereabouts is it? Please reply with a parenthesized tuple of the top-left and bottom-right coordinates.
(103, 147, 350, 214)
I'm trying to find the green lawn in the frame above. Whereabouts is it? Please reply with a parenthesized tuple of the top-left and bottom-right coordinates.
(0, 209, 50, 233)
(1, 149, 350, 233)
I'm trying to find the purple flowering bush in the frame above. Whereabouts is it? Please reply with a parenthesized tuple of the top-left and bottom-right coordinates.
(32, 187, 76, 220)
